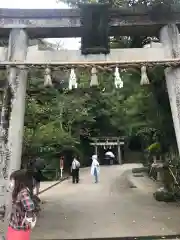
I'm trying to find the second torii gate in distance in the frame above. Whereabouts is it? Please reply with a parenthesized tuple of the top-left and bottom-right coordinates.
(90, 137, 124, 165)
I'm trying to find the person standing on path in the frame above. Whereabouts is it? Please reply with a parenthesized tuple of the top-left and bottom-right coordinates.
(91, 155, 100, 183)
(6, 170, 37, 240)
(33, 168, 43, 196)
(26, 158, 44, 196)
(71, 157, 80, 184)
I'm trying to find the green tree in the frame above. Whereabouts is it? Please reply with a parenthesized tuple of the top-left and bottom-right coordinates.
(22, 0, 178, 174)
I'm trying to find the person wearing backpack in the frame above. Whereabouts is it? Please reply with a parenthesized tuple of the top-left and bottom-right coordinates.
(6, 169, 37, 240)
(71, 156, 80, 184)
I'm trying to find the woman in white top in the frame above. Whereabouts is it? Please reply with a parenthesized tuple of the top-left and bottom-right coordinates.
(91, 155, 100, 183)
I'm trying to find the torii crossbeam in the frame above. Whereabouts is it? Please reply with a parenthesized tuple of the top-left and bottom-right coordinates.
(0, 44, 179, 68)
(0, 4, 180, 38)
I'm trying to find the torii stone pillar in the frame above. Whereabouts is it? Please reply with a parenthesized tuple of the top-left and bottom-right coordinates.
(160, 24, 180, 154)
(4, 29, 28, 233)
(7, 29, 28, 174)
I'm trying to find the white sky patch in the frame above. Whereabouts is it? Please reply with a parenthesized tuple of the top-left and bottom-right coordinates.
(0, 0, 81, 50)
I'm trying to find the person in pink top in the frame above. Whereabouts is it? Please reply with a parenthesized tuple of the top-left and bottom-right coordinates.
(6, 170, 37, 240)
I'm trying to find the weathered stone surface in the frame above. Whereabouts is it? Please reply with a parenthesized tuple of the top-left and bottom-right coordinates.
(0, 6, 180, 38)
(0, 47, 169, 64)
(160, 24, 180, 155)
(154, 187, 175, 202)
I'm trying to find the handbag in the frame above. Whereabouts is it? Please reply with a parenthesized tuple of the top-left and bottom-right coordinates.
(21, 212, 37, 229)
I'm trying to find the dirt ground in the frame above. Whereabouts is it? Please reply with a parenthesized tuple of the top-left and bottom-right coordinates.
(31, 164, 180, 240)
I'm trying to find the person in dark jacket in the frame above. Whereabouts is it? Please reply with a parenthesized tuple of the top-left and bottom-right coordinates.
(71, 157, 80, 184)
(33, 169, 43, 195)
(27, 158, 45, 196)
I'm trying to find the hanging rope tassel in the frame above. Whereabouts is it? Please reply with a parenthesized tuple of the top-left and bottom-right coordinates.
(90, 67, 98, 87)
(114, 66, 123, 88)
(140, 65, 150, 85)
(44, 68, 52, 87)
(69, 68, 77, 90)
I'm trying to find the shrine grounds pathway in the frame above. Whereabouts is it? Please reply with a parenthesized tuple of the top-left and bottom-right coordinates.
(32, 164, 180, 240)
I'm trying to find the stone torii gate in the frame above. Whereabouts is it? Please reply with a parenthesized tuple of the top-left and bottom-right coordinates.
(0, 3, 180, 226)
(90, 137, 124, 164)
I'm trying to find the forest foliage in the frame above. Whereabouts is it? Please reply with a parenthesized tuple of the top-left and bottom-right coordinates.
(22, 0, 177, 173)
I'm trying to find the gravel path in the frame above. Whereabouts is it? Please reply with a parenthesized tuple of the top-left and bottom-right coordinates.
(31, 164, 180, 239)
